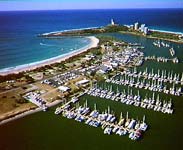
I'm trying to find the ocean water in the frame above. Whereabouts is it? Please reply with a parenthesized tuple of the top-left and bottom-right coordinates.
(0, 9, 183, 70)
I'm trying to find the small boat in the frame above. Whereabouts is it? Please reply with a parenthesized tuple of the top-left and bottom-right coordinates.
(54, 107, 62, 115)
(169, 47, 175, 56)
(71, 97, 79, 103)
(42, 105, 48, 112)
(104, 126, 112, 135)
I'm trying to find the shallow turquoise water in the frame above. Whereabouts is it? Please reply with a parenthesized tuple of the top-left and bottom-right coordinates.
(0, 36, 91, 70)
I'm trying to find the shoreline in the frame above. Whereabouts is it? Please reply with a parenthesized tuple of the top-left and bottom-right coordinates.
(48, 26, 183, 44)
(0, 100, 62, 126)
(41, 26, 101, 36)
(0, 26, 181, 76)
(120, 30, 183, 44)
(0, 36, 99, 76)
(149, 29, 183, 35)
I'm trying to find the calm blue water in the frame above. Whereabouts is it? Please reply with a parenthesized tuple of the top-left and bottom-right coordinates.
(0, 9, 183, 70)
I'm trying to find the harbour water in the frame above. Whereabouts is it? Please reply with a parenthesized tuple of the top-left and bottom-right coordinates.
(0, 32, 183, 150)
(0, 9, 183, 70)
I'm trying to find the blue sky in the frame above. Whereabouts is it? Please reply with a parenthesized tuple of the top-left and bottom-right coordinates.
(0, 0, 183, 11)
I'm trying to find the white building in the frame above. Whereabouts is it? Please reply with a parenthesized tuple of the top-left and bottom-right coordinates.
(58, 86, 70, 92)
(76, 79, 89, 86)
(140, 24, 146, 32)
(134, 22, 139, 30)
(144, 27, 149, 35)
(111, 19, 115, 26)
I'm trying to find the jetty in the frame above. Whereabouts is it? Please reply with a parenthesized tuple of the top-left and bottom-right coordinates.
(87, 86, 173, 114)
(55, 100, 148, 141)
(105, 68, 183, 96)
(145, 56, 179, 64)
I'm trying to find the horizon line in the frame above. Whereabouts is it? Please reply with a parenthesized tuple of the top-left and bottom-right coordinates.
(0, 8, 183, 12)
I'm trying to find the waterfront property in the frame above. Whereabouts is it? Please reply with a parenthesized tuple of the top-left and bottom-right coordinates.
(101, 42, 144, 68)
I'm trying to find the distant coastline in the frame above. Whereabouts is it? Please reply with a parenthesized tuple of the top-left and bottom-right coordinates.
(44, 25, 183, 44)
(149, 29, 183, 35)
(0, 24, 182, 76)
(124, 24, 183, 35)
(0, 25, 182, 76)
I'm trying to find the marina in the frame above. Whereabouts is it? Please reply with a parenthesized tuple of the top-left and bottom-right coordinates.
(86, 85, 173, 114)
(0, 11, 183, 150)
(105, 68, 183, 96)
(1, 31, 183, 148)
(55, 99, 148, 141)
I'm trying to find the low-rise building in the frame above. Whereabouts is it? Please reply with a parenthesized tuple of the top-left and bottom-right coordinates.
(75, 79, 90, 87)
(58, 86, 71, 92)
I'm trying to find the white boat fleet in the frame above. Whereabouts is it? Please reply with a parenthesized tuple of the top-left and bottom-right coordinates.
(145, 56, 179, 64)
(106, 68, 183, 96)
(55, 101, 148, 141)
(124, 68, 183, 85)
(87, 86, 173, 114)
(153, 40, 177, 57)
(153, 40, 170, 48)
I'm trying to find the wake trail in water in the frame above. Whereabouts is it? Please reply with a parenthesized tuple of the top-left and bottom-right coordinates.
(40, 42, 57, 47)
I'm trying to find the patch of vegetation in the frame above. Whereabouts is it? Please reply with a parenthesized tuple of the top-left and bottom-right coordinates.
(0, 73, 24, 83)
(43, 25, 129, 37)
(16, 98, 27, 104)
(149, 31, 179, 40)
(97, 35, 127, 45)
(91, 47, 102, 56)
(104, 25, 129, 32)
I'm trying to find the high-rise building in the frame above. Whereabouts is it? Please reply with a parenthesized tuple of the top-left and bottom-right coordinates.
(134, 22, 139, 30)
(144, 27, 149, 35)
(140, 24, 146, 32)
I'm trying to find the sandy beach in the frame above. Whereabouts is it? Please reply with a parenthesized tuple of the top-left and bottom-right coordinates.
(149, 29, 183, 35)
(0, 36, 99, 76)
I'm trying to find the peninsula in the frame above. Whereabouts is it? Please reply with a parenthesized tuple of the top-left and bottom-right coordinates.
(41, 21, 183, 44)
